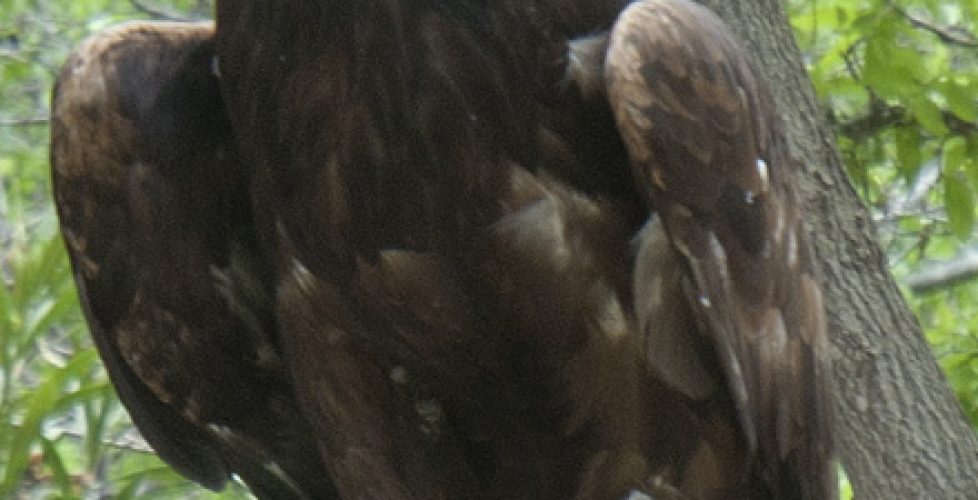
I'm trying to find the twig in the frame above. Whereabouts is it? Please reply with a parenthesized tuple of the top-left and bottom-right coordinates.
(129, 0, 188, 22)
(891, 4, 978, 48)
(0, 117, 49, 127)
(907, 248, 978, 293)
(833, 99, 906, 140)
(832, 102, 978, 141)
(5, 420, 154, 453)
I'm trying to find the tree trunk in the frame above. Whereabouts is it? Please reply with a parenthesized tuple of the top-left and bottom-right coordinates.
(701, 0, 978, 498)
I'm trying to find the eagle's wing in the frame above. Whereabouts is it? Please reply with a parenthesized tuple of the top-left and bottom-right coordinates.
(50, 22, 330, 497)
(605, 1, 835, 497)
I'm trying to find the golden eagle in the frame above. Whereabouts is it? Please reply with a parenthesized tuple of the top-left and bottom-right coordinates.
(51, 1, 835, 498)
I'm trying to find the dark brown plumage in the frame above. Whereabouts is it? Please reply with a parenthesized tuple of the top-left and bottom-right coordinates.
(52, 1, 835, 499)
(50, 22, 334, 498)
(606, 2, 834, 498)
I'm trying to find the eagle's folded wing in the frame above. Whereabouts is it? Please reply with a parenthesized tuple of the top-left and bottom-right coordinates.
(50, 21, 331, 497)
(606, 1, 836, 497)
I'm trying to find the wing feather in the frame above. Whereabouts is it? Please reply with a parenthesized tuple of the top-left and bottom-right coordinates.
(606, 1, 835, 497)
(50, 21, 331, 497)
(51, 22, 232, 489)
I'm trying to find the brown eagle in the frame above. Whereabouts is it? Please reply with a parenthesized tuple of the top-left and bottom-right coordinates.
(51, 1, 835, 499)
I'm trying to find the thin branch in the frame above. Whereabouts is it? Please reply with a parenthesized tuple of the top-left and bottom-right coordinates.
(0, 117, 49, 127)
(129, 0, 189, 22)
(5, 420, 154, 454)
(0, 53, 28, 64)
(944, 110, 978, 136)
(840, 37, 865, 83)
(56, 427, 155, 454)
(832, 99, 906, 140)
(907, 248, 978, 293)
(832, 101, 978, 141)
(891, 4, 978, 48)
(887, 162, 941, 219)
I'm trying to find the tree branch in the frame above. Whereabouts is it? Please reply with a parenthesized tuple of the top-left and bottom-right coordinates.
(891, 3, 978, 48)
(831, 99, 906, 140)
(907, 249, 978, 293)
(129, 0, 190, 22)
(832, 100, 978, 141)
(0, 117, 49, 127)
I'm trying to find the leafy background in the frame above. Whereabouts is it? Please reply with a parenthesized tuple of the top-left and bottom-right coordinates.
(1, 0, 976, 498)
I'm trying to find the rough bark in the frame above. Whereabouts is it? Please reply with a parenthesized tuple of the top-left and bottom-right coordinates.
(701, 0, 978, 498)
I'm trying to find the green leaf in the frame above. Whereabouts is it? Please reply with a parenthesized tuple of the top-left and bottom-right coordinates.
(863, 40, 914, 98)
(942, 79, 978, 123)
(82, 385, 118, 467)
(944, 136, 969, 173)
(862, 21, 926, 99)
(0, 349, 97, 493)
(895, 127, 923, 180)
(909, 95, 950, 137)
(40, 436, 73, 498)
(943, 172, 975, 239)
(966, 136, 978, 187)
(836, 6, 849, 26)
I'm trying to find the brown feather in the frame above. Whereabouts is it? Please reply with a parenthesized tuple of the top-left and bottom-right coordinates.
(607, 1, 835, 498)
(51, 21, 334, 498)
(53, 1, 835, 498)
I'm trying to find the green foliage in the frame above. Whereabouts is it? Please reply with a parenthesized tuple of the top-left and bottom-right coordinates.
(790, 0, 978, 430)
(918, 283, 978, 423)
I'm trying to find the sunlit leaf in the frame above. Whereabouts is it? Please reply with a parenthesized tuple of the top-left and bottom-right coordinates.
(942, 79, 978, 123)
(909, 95, 950, 137)
(40, 435, 73, 498)
(944, 172, 975, 239)
(1, 349, 97, 493)
(895, 126, 922, 180)
(944, 136, 969, 173)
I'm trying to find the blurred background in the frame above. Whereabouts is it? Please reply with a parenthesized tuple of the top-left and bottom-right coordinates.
(1, 0, 976, 498)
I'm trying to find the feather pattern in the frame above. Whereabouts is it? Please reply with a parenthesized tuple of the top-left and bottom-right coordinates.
(51, 22, 334, 498)
(606, 1, 835, 498)
(53, 2, 834, 498)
